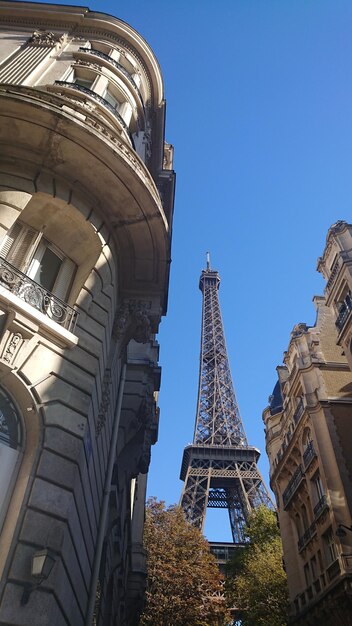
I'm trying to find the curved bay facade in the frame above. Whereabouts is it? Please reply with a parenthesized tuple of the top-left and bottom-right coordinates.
(0, 3, 175, 625)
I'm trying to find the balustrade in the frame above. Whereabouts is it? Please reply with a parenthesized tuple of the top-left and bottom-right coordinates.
(303, 441, 317, 469)
(0, 256, 77, 332)
(78, 47, 145, 107)
(54, 81, 134, 143)
(313, 494, 328, 520)
(283, 464, 304, 508)
(336, 295, 352, 333)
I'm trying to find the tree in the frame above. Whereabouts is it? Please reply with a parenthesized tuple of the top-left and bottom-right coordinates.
(225, 506, 289, 626)
(140, 498, 230, 626)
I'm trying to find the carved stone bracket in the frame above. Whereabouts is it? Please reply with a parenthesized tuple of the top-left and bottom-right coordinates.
(1, 332, 23, 365)
(291, 323, 309, 339)
(136, 388, 159, 474)
(95, 370, 112, 436)
(29, 30, 65, 47)
(113, 301, 152, 345)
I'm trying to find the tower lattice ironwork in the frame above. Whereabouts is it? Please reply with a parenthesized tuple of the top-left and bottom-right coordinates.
(180, 255, 273, 543)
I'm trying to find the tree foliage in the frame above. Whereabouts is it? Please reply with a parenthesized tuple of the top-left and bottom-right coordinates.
(140, 498, 230, 626)
(225, 506, 289, 626)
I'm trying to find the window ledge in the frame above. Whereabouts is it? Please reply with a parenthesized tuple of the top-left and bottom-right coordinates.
(0, 286, 78, 349)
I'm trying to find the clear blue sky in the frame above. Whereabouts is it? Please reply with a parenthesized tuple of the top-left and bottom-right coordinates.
(34, 0, 352, 539)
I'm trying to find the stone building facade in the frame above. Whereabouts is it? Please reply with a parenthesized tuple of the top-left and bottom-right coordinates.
(0, 3, 175, 625)
(263, 222, 352, 625)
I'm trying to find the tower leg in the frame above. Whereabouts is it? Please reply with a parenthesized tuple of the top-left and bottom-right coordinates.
(180, 469, 211, 532)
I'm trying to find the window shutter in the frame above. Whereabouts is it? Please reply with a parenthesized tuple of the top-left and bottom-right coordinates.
(53, 257, 76, 302)
(0, 222, 23, 259)
(1, 222, 41, 272)
(9, 227, 40, 272)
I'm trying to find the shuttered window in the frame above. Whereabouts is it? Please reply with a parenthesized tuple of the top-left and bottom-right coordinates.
(0, 221, 76, 303)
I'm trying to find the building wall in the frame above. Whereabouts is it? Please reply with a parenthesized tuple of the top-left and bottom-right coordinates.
(264, 295, 352, 625)
(0, 3, 175, 626)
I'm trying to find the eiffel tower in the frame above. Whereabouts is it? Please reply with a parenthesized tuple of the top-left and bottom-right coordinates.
(180, 255, 273, 544)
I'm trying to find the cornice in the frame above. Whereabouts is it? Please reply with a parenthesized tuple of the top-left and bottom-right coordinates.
(0, 15, 153, 102)
(0, 85, 165, 222)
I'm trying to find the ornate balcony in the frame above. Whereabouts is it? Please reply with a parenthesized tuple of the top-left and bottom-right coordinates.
(298, 522, 316, 552)
(283, 464, 305, 508)
(78, 47, 145, 109)
(0, 256, 77, 332)
(303, 441, 317, 470)
(293, 399, 304, 425)
(54, 81, 134, 144)
(327, 558, 341, 582)
(313, 494, 329, 521)
(336, 296, 352, 334)
(326, 256, 341, 293)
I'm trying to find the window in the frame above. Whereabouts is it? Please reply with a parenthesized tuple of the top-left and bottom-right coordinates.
(323, 527, 337, 565)
(103, 87, 120, 111)
(301, 504, 309, 532)
(0, 221, 76, 302)
(304, 563, 311, 586)
(74, 75, 94, 90)
(312, 472, 324, 503)
(0, 385, 22, 529)
(310, 556, 317, 580)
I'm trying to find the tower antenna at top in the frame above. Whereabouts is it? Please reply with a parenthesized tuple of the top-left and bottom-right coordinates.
(206, 251, 211, 270)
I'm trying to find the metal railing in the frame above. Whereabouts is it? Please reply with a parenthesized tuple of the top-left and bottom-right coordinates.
(283, 464, 304, 508)
(293, 399, 304, 425)
(303, 441, 317, 469)
(326, 256, 341, 292)
(327, 558, 340, 581)
(78, 47, 145, 108)
(54, 81, 134, 142)
(298, 522, 316, 552)
(336, 296, 352, 333)
(313, 494, 329, 520)
(0, 256, 77, 332)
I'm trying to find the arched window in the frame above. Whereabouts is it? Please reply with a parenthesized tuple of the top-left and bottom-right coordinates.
(0, 386, 23, 528)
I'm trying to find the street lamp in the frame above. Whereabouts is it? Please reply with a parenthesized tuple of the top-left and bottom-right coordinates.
(21, 548, 56, 605)
(336, 524, 352, 538)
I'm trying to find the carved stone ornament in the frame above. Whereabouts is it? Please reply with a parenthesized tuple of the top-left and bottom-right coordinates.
(2, 332, 23, 365)
(291, 323, 309, 338)
(95, 371, 112, 436)
(29, 30, 63, 47)
(137, 390, 159, 474)
(329, 220, 348, 237)
(113, 301, 152, 344)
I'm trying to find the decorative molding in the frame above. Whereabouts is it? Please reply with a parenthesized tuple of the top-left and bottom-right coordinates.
(0, 15, 153, 101)
(136, 387, 158, 474)
(1, 331, 23, 365)
(113, 300, 152, 344)
(0, 85, 163, 210)
(95, 370, 112, 436)
(28, 30, 64, 47)
(291, 323, 309, 339)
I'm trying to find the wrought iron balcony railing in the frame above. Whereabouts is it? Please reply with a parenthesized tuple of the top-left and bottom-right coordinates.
(313, 494, 329, 520)
(303, 441, 317, 470)
(78, 47, 145, 109)
(298, 522, 316, 552)
(283, 464, 304, 508)
(293, 399, 304, 425)
(54, 81, 134, 143)
(326, 256, 341, 292)
(0, 256, 78, 332)
(326, 558, 340, 582)
(336, 296, 352, 333)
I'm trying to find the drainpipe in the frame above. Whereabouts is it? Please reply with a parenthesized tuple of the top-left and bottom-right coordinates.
(85, 363, 127, 626)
